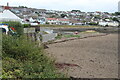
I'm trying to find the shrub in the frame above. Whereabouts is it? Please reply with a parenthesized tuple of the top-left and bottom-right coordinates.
(2, 35, 65, 78)
(89, 22, 98, 25)
(64, 35, 80, 38)
(22, 24, 31, 28)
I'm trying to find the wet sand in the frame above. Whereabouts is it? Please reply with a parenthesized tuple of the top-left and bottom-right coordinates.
(46, 34, 118, 78)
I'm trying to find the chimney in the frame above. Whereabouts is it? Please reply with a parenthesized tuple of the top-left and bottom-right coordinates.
(4, 2, 10, 10)
(7, 2, 9, 6)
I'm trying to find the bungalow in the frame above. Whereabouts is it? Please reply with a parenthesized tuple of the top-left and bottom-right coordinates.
(0, 6, 22, 22)
(57, 18, 70, 25)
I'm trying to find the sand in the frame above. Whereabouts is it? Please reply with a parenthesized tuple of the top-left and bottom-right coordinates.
(46, 34, 118, 78)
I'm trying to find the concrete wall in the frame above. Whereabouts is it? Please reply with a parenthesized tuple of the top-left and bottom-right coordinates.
(42, 33, 57, 42)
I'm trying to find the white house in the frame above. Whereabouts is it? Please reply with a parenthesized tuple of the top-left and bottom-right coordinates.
(99, 21, 119, 27)
(107, 22, 119, 27)
(99, 22, 108, 26)
(0, 9, 22, 22)
(29, 17, 35, 22)
(46, 18, 70, 25)
(46, 18, 57, 24)
(38, 17, 46, 24)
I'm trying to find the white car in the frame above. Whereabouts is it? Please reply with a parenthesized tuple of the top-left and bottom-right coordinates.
(30, 23, 39, 26)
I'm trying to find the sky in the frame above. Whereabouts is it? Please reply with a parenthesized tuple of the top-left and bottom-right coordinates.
(0, 0, 120, 12)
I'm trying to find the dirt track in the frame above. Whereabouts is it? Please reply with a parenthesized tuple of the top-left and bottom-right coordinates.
(46, 34, 118, 78)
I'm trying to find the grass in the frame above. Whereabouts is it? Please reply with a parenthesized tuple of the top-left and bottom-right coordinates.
(81, 30, 99, 33)
(55, 35, 62, 39)
(64, 35, 80, 38)
(37, 24, 99, 28)
(55, 30, 99, 40)
(55, 34, 80, 40)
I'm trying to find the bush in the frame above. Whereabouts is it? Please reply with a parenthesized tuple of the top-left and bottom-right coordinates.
(2, 35, 65, 78)
(22, 24, 31, 28)
(89, 22, 98, 25)
(2, 21, 23, 35)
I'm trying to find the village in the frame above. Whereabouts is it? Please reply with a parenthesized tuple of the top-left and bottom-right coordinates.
(0, 4, 120, 27)
(0, 3, 120, 79)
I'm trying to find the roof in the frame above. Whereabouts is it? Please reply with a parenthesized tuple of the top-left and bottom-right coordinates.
(47, 18, 69, 21)
(0, 10, 22, 22)
(47, 18, 57, 20)
(57, 18, 69, 21)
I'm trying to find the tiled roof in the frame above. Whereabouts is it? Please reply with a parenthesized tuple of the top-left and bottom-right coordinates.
(47, 18, 57, 20)
(47, 18, 69, 21)
(57, 18, 69, 21)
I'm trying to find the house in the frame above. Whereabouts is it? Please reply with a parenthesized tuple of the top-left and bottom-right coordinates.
(99, 21, 119, 27)
(46, 18, 57, 24)
(107, 22, 119, 27)
(0, 7, 22, 22)
(69, 19, 85, 25)
(29, 17, 36, 22)
(46, 18, 70, 25)
(57, 18, 70, 25)
(38, 17, 46, 24)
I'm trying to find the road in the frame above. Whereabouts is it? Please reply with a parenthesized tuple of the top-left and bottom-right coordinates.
(46, 33, 118, 78)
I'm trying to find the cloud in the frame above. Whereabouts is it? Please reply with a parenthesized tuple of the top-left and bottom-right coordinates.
(0, 0, 119, 12)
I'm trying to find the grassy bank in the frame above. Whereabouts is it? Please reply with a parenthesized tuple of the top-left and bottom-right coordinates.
(2, 35, 65, 78)
(35, 24, 99, 28)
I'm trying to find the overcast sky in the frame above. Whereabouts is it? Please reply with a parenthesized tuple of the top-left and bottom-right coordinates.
(0, 0, 120, 12)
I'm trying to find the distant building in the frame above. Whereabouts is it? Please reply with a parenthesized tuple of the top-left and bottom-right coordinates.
(99, 21, 119, 27)
(46, 18, 70, 25)
(46, 18, 57, 25)
(118, 1, 120, 12)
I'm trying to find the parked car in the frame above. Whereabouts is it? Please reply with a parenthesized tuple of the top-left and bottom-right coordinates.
(30, 22, 39, 26)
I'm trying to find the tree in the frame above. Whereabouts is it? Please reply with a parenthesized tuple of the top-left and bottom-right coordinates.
(60, 14, 67, 18)
(114, 12, 120, 16)
(112, 17, 119, 22)
(71, 10, 81, 13)
(19, 6, 28, 8)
